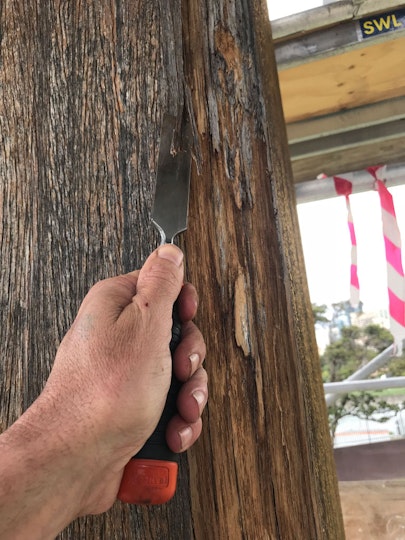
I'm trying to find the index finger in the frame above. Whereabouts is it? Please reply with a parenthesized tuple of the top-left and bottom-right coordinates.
(177, 282, 199, 322)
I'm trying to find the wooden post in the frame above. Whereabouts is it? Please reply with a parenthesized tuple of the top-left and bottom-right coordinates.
(183, 1, 345, 537)
(0, 1, 344, 538)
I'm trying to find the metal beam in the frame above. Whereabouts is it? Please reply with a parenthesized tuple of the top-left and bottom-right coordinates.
(290, 118, 405, 160)
(292, 140, 405, 184)
(324, 376, 405, 393)
(287, 96, 405, 184)
(272, 0, 405, 42)
(273, 1, 405, 69)
(295, 162, 405, 204)
(325, 345, 395, 406)
(287, 96, 405, 142)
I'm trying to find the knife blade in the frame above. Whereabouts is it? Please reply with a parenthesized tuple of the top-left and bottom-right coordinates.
(152, 114, 192, 244)
(117, 113, 192, 505)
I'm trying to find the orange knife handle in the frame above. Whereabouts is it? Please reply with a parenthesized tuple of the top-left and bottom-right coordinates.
(117, 459, 178, 505)
(117, 303, 182, 505)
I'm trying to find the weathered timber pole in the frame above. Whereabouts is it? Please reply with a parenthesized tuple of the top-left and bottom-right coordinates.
(0, 0, 344, 538)
(1, 2, 193, 538)
(182, 1, 345, 538)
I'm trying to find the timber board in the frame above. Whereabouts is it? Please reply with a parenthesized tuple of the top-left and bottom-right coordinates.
(291, 136, 405, 182)
(279, 35, 405, 123)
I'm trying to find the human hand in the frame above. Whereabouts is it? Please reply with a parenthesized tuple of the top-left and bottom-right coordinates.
(45, 244, 207, 515)
(0, 245, 207, 539)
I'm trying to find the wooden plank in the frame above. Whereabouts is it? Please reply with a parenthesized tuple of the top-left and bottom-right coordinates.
(291, 137, 405, 183)
(279, 36, 405, 123)
(270, 1, 354, 38)
(287, 98, 405, 184)
(356, 0, 405, 17)
(0, 2, 191, 538)
(276, 19, 362, 69)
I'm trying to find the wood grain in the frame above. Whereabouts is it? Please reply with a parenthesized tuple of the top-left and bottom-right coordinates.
(279, 36, 405, 123)
(183, 0, 344, 538)
(0, 0, 344, 538)
(1, 1, 193, 538)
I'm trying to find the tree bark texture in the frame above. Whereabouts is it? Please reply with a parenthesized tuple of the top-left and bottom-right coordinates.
(0, 1, 345, 539)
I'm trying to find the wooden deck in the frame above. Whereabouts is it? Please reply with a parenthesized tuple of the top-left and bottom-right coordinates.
(340, 479, 405, 539)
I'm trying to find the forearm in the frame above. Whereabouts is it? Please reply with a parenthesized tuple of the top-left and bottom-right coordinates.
(0, 396, 88, 540)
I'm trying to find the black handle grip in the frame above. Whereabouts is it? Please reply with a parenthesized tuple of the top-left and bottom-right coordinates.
(134, 302, 182, 461)
(117, 302, 182, 505)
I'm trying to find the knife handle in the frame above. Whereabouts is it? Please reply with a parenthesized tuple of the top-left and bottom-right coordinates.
(117, 303, 182, 505)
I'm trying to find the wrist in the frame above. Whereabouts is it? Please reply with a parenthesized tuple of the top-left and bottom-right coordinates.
(0, 393, 96, 539)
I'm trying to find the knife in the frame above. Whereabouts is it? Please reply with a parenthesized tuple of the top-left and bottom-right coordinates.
(117, 112, 192, 505)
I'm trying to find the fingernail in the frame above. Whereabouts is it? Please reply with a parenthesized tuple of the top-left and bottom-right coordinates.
(193, 390, 206, 413)
(157, 245, 184, 266)
(189, 353, 200, 375)
(179, 426, 193, 450)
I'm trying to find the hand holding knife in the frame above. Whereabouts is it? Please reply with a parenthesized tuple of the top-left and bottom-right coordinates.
(117, 113, 193, 505)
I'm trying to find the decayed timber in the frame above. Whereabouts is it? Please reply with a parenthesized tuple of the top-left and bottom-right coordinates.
(183, 1, 344, 538)
(0, 1, 344, 539)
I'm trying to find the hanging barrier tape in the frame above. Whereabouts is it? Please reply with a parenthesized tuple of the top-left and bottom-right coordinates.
(295, 163, 405, 205)
(333, 176, 360, 308)
(368, 166, 405, 355)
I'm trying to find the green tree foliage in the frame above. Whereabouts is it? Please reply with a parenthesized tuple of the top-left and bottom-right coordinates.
(388, 356, 405, 377)
(328, 392, 401, 439)
(312, 303, 329, 325)
(363, 323, 392, 353)
(321, 324, 394, 383)
(320, 319, 405, 439)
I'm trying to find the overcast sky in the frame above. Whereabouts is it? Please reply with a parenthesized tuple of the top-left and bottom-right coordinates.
(298, 186, 405, 312)
(267, 0, 323, 20)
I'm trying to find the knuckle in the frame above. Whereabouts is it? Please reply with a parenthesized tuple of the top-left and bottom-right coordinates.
(87, 277, 115, 297)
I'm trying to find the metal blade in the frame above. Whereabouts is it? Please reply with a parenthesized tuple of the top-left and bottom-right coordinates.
(152, 114, 192, 244)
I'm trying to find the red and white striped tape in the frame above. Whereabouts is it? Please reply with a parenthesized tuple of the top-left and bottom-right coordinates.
(369, 166, 405, 354)
(334, 176, 360, 308)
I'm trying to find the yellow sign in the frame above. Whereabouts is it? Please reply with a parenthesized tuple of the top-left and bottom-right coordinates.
(360, 10, 405, 38)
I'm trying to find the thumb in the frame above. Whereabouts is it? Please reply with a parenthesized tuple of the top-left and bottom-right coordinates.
(134, 244, 184, 313)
